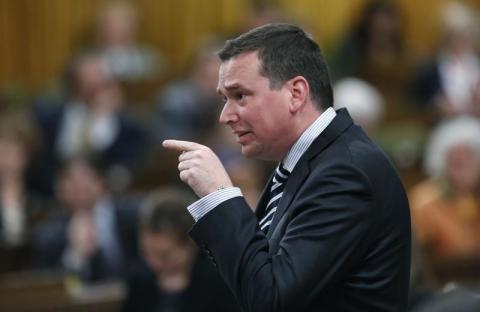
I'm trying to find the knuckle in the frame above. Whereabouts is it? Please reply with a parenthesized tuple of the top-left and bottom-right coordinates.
(179, 170, 188, 180)
(188, 168, 198, 177)
(203, 146, 212, 153)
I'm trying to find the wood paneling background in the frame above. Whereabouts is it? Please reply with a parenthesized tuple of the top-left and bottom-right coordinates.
(0, 0, 479, 92)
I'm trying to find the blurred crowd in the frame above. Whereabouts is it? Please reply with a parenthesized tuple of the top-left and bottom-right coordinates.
(0, 0, 479, 311)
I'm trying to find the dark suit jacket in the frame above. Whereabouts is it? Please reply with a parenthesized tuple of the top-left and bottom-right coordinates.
(123, 253, 239, 312)
(29, 100, 149, 195)
(0, 195, 54, 272)
(190, 109, 411, 312)
(411, 60, 442, 111)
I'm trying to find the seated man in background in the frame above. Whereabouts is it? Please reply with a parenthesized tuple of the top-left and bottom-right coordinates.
(33, 156, 140, 283)
(153, 39, 223, 144)
(123, 188, 238, 312)
(31, 52, 149, 195)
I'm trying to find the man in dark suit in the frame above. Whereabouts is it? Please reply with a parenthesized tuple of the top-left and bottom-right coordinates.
(30, 52, 149, 195)
(163, 23, 410, 312)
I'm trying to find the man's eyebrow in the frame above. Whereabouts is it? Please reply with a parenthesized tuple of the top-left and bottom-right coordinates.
(217, 83, 246, 94)
(225, 83, 243, 90)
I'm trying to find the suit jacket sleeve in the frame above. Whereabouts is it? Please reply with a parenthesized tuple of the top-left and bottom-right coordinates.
(189, 160, 374, 312)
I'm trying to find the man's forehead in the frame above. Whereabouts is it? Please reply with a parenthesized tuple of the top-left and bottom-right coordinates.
(218, 52, 261, 89)
(222, 51, 260, 70)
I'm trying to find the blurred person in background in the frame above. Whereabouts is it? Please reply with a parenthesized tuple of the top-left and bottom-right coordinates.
(331, 0, 413, 121)
(94, 0, 165, 83)
(333, 77, 384, 136)
(412, 1, 480, 124)
(153, 39, 223, 145)
(410, 284, 480, 312)
(31, 52, 149, 194)
(410, 116, 480, 285)
(243, 0, 287, 31)
(123, 188, 238, 312)
(33, 156, 140, 283)
(0, 109, 51, 272)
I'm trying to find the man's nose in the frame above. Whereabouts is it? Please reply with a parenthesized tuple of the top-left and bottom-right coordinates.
(219, 101, 238, 124)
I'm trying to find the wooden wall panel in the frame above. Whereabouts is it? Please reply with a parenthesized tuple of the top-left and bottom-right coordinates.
(0, 0, 479, 92)
(0, 0, 25, 87)
(279, 0, 480, 56)
(278, 0, 370, 50)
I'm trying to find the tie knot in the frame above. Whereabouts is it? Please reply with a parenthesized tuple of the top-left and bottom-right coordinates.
(275, 163, 290, 181)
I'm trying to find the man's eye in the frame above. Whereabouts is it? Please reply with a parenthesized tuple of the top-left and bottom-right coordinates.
(221, 96, 227, 103)
(235, 93, 245, 101)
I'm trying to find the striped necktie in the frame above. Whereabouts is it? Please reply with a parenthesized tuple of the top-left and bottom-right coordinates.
(259, 163, 290, 233)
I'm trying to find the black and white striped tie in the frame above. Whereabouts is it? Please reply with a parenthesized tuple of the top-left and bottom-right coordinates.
(259, 163, 290, 233)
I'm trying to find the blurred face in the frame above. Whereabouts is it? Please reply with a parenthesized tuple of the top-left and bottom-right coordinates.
(74, 56, 123, 113)
(98, 7, 135, 46)
(141, 231, 194, 277)
(75, 57, 112, 102)
(445, 144, 480, 194)
(194, 55, 221, 96)
(368, 9, 400, 48)
(218, 51, 294, 161)
(0, 138, 28, 178)
(56, 160, 105, 211)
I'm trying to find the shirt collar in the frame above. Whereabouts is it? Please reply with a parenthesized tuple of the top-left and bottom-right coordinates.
(282, 107, 336, 172)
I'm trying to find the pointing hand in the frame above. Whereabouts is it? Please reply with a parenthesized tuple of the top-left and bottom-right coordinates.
(163, 140, 233, 198)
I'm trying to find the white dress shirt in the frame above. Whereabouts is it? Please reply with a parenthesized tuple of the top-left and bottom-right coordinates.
(56, 102, 119, 158)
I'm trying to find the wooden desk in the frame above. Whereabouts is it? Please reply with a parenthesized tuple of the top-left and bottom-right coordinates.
(0, 271, 125, 311)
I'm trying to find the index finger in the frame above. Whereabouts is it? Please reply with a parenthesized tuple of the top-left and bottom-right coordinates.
(162, 140, 205, 152)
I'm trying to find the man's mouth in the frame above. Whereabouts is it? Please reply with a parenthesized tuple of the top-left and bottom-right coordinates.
(233, 130, 253, 143)
(236, 131, 251, 137)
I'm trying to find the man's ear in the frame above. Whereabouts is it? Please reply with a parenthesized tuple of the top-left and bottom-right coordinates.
(288, 76, 309, 113)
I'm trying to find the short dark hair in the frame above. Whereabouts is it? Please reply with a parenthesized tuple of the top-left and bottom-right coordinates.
(140, 188, 196, 242)
(218, 23, 333, 110)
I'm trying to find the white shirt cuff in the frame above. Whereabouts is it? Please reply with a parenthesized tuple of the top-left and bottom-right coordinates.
(187, 187, 243, 222)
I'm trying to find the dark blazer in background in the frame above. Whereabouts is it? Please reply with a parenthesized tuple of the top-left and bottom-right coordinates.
(190, 109, 411, 312)
(29, 100, 150, 195)
(123, 254, 239, 312)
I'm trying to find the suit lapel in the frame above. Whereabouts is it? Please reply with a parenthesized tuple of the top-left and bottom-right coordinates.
(266, 109, 354, 238)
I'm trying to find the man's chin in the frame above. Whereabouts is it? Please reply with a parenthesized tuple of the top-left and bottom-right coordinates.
(240, 144, 274, 160)
(240, 144, 282, 161)
(240, 144, 261, 159)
